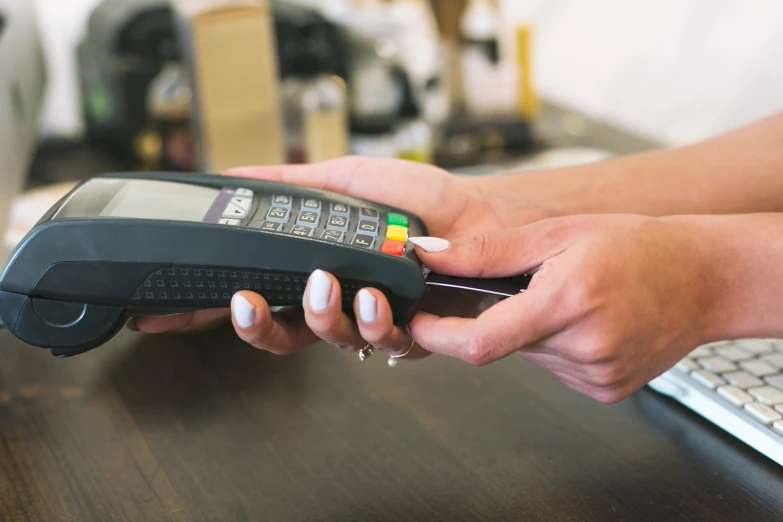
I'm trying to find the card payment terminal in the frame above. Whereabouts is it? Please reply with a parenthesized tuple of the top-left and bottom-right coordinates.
(0, 172, 530, 357)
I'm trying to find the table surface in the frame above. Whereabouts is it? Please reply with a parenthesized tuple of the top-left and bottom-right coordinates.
(2, 326, 783, 522)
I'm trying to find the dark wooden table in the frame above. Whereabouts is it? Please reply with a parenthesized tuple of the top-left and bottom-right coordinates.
(1, 326, 783, 522)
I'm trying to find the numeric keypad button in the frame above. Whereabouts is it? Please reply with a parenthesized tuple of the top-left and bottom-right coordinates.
(290, 225, 315, 238)
(330, 203, 350, 216)
(359, 208, 379, 221)
(259, 221, 283, 232)
(266, 207, 291, 223)
(302, 199, 321, 211)
(356, 220, 379, 236)
(272, 195, 293, 208)
(326, 215, 349, 232)
(322, 230, 345, 243)
(297, 211, 320, 228)
(352, 235, 375, 249)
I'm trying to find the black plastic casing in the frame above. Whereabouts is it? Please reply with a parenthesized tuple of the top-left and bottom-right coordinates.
(0, 172, 428, 357)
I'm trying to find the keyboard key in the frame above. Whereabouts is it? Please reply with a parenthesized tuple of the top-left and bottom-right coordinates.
(749, 386, 783, 405)
(273, 195, 292, 208)
(234, 188, 253, 198)
(259, 221, 283, 232)
(331, 203, 350, 216)
(741, 359, 779, 377)
(321, 230, 344, 243)
(714, 346, 753, 362)
(360, 208, 380, 222)
(219, 218, 241, 226)
(689, 346, 713, 358)
(772, 420, 783, 434)
(763, 353, 783, 368)
(357, 221, 379, 236)
(289, 225, 314, 238)
(385, 224, 408, 242)
(691, 371, 726, 390)
(297, 211, 320, 228)
(326, 215, 350, 232)
(717, 386, 753, 406)
(380, 239, 406, 256)
(230, 197, 252, 211)
(222, 201, 248, 219)
(352, 235, 375, 249)
(302, 199, 321, 211)
(698, 357, 736, 373)
(745, 403, 782, 425)
(675, 359, 699, 372)
(386, 212, 408, 227)
(765, 374, 783, 390)
(266, 207, 290, 223)
(723, 371, 764, 389)
(738, 339, 775, 355)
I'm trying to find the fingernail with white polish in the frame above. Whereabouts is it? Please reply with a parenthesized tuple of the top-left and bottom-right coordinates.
(408, 237, 450, 253)
(232, 295, 255, 329)
(358, 289, 377, 323)
(309, 270, 332, 312)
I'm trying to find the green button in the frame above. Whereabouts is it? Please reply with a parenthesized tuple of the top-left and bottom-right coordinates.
(387, 213, 408, 227)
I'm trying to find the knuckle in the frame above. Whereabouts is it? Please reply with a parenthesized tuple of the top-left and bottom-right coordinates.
(573, 333, 618, 364)
(592, 387, 628, 405)
(455, 234, 500, 275)
(589, 364, 625, 388)
(566, 277, 599, 313)
(464, 335, 495, 366)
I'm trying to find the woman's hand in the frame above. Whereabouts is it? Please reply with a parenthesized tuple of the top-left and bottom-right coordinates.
(131, 156, 553, 355)
(405, 214, 727, 403)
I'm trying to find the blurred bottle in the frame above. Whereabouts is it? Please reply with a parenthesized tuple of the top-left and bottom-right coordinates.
(393, 66, 433, 163)
(302, 75, 349, 163)
(460, 0, 518, 117)
(385, 0, 449, 127)
(136, 61, 196, 171)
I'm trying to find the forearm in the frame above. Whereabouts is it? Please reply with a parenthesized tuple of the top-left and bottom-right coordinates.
(680, 213, 783, 342)
(477, 112, 783, 222)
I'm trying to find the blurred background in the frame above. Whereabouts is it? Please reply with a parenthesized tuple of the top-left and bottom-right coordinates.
(4, 0, 783, 245)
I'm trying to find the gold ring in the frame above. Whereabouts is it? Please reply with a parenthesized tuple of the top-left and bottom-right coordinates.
(388, 339, 415, 368)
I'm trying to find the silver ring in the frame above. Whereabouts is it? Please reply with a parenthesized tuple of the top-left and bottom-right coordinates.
(388, 339, 415, 368)
(359, 344, 374, 361)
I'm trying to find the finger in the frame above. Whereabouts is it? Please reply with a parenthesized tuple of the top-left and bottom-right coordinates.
(354, 288, 430, 360)
(303, 270, 366, 351)
(132, 309, 230, 334)
(409, 288, 561, 365)
(231, 291, 317, 355)
(225, 156, 452, 219)
(408, 221, 571, 278)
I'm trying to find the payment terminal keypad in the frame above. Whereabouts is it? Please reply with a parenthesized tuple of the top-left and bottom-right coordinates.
(209, 187, 414, 259)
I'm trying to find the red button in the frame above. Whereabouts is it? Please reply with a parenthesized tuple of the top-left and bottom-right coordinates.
(380, 239, 406, 256)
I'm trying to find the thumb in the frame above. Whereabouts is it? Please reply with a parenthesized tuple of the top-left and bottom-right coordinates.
(410, 223, 568, 278)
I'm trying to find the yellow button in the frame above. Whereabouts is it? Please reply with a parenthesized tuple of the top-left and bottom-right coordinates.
(386, 225, 408, 242)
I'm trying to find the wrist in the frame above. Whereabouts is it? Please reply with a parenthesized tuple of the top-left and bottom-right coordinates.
(468, 174, 566, 228)
(664, 214, 783, 343)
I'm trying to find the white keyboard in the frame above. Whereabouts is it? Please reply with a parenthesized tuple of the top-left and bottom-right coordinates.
(650, 339, 783, 465)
